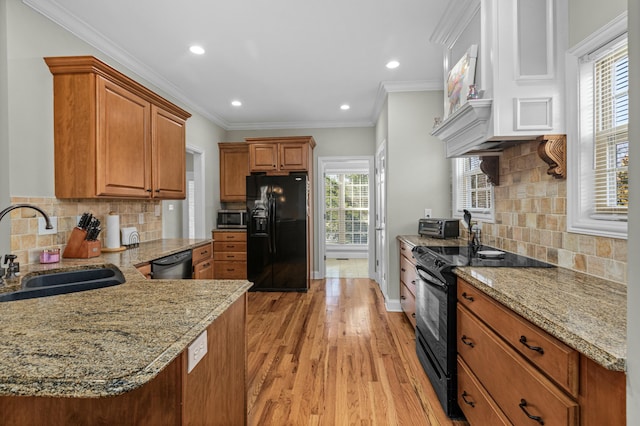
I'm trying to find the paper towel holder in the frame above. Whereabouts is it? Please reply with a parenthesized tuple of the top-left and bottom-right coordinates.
(102, 211, 127, 252)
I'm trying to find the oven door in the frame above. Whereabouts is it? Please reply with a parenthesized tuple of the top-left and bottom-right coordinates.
(415, 264, 450, 373)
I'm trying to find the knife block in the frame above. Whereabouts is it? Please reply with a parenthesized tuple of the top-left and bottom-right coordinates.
(62, 228, 102, 259)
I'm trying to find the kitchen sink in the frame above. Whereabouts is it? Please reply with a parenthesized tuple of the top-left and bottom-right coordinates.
(0, 265, 125, 302)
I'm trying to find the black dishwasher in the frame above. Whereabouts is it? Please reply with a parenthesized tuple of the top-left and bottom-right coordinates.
(151, 250, 193, 279)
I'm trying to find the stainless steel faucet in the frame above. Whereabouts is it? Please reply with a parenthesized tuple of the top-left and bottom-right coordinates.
(0, 204, 53, 283)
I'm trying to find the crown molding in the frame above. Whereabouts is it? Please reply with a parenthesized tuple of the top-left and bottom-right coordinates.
(370, 80, 442, 123)
(23, 0, 230, 129)
(226, 119, 375, 131)
(429, 0, 480, 48)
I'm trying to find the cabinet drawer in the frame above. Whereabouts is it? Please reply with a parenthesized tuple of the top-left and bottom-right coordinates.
(400, 283, 416, 328)
(457, 357, 512, 426)
(214, 241, 247, 253)
(400, 255, 417, 296)
(192, 242, 213, 265)
(193, 259, 213, 279)
(214, 251, 247, 262)
(458, 305, 578, 426)
(213, 231, 247, 242)
(458, 279, 579, 396)
(399, 241, 414, 259)
(214, 261, 246, 279)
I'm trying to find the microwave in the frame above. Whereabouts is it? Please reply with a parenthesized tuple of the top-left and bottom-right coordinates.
(418, 218, 460, 239)
(217, 210, 247, 229)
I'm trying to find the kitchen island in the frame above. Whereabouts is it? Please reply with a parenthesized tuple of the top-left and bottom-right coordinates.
(0, 239, 251, 425)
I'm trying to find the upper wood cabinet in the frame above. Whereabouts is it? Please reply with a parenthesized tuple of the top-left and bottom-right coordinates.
(45, 56, 191, 199)
(218, 142, 249, 202)
(246, 136, 316, 174)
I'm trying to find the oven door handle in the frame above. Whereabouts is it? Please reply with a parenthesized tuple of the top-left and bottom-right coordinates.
(416, 265, 447, 290)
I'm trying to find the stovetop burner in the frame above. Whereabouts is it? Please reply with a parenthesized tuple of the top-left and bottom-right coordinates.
(413, 245, 555, 269)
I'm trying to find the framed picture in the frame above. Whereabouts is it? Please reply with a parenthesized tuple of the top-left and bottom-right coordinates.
(445, 44, 478, 118)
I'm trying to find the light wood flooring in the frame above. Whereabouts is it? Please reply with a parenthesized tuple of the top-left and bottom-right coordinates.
(247, 278, 468, 425)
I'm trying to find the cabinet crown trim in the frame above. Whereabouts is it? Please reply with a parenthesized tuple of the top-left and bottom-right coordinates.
(44, 55, 191, 120)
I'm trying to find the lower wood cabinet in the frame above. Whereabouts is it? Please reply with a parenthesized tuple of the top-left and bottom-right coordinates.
(0, 294, 247, 425)
(399, 241, 417, 328)
(212, 231, 247, 279)
(457, 278, 626, 426)
(192, 241, 214, 279)
(136, 262, 152, 279)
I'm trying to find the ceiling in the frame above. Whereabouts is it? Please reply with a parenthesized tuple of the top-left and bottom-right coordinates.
(24, 0, 448, 130)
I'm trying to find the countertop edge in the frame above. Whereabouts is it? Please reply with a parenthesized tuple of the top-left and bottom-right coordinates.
(397, 234, 626, 372)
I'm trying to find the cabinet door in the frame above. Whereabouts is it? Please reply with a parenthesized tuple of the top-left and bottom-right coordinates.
(96, 76, 151, 197)
(249, 143, 278, 172)
(219, 144, 249, 202)
(279, 142, 308, 171)
(193, 259, 214, 279)
(152, 105, 186, 199)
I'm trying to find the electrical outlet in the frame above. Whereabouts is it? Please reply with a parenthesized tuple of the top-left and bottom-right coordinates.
(38, 216, 58, 235)
(187, 330, 208, 373)
(424, 209, 432, 218)
(138, 213, 144, 224)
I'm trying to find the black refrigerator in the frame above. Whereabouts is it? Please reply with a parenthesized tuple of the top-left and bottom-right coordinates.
(246, 173, 308, 291)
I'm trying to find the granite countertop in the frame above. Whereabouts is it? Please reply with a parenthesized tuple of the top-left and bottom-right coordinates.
(397, 235, 627, 372)
(0, 239, 252, 397)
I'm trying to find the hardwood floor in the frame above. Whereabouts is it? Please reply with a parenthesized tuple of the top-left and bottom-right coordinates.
(247, 278, 468, 425)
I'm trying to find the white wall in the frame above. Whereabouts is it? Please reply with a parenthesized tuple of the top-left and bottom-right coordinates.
(0, 0, 225, 248)
(0, 0, 11, 254)
(628, 0, 638, 423)
(568, 0, 626, 47)
(385, 91, 450, 302)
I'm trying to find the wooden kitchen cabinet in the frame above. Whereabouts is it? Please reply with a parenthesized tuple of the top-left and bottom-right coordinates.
(212, 231, 247, 279)
(219, 142, 249, 202)
(192, 241, 214, 279)
(45, 56, 190, 199)
(399, 241, 417, 328)
(0, 294, 247, 426)
(457, 278, 626, 426)
(136, 262, 152, 279)
(245, 136, 315, 174)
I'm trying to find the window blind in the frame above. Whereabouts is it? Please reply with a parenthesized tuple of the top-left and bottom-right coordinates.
(456, 157, 492, 212)
(593, 43, 628, 215)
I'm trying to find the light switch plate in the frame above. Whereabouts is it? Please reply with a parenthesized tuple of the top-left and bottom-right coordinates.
(187, 330, 208, 373)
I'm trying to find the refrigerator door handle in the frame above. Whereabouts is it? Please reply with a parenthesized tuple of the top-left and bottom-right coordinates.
(270, 195, 276, 254)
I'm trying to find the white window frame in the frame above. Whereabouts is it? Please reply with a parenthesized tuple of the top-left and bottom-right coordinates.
(566, 13, 628, 239)
(451, 157, 495, 223)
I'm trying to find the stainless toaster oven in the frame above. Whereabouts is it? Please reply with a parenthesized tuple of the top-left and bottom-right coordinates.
(418, 218, 460, 239)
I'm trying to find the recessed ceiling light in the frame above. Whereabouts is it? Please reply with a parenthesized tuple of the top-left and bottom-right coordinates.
(189, 45, 205, 55)
(231, 100, 242, 107)
(340, 104, 350, 110)
(386, 60, 400, 69)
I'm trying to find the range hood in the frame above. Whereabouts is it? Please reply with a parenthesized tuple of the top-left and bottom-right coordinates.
(430, 99, 539, 158)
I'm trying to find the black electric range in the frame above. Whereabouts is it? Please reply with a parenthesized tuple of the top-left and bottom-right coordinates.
(410, 244, 554, 419)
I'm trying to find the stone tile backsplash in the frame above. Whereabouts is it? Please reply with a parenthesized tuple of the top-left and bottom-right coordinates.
(7, 197, 162, 265)
(478, 141, 627, 284)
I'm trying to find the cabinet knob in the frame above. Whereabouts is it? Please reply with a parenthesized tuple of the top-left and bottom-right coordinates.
(461, 335, 475, 348)
(461, 391, 475, 407)
(155, 189, 161, 193)
(146, 189, 153, 193)
(518, 399, 545, 425)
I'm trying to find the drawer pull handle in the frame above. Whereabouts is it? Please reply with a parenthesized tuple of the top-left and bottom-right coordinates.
(461, 335, 475, 348)
(411, 313, 416, 318)
(461, 292, 474, 302)
(519, 399, 544, 425)
(401, 296, 406, 300)
(401, 268, 406, 272)
(411, 280, 416, 285)
(461, 391, 475, 407)
(519, 336, 544, 354)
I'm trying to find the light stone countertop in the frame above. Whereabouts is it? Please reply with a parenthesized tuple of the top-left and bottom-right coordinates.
(0, 239, 252, 397)
(398, 235, 626, 372)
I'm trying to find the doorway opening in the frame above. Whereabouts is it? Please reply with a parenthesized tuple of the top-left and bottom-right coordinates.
(163, 146, 205, 239)
(317, 156, 374, 279)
